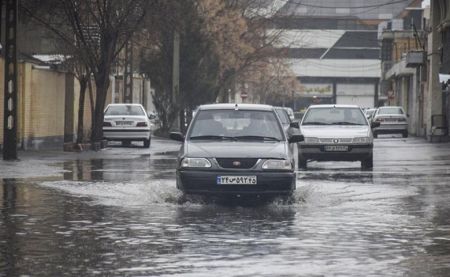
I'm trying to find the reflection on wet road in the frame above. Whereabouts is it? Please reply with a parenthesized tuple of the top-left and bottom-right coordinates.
(1, 138, 450, 276)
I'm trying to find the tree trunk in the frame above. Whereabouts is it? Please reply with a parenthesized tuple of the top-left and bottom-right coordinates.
(90, 70, 110, 144)
(76, 78, 88, 144)
(90, 34, 116, 144)
(88, 77, 95, 121)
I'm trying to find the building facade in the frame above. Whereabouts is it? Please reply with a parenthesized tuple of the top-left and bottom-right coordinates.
(425, 0, 450, 141)
(271, 0, 420, 112)
(379, 5, 425, 136)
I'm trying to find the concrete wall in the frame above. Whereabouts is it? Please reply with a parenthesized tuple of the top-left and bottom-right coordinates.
(23, 65, 67, 150)
(1, 59, 69, 150)
(1, 57, 141, 150)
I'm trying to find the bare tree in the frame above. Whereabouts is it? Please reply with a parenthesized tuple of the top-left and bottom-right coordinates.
(21, 0, 153, 144)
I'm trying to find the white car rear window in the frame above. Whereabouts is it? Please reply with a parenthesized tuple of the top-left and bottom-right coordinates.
(105, 105, 145, 116)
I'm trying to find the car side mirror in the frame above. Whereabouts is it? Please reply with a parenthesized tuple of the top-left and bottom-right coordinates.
(371, 122, 380, 128)
(288, 134, 304, 143)
(289, 121, 300, 129)
(170, 132, 185, 142)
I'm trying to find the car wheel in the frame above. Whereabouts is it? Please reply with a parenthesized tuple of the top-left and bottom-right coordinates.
(402, 131, 408, 138)
(361, 156, 373, 169)
(373, 132, 378, 138)
(298, 155, 307, 169)
(143, 138, 151, 148)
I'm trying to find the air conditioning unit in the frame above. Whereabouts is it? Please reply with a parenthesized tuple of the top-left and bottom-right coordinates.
(406, 51, 425, 67)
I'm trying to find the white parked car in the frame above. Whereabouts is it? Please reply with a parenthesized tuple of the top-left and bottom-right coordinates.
(364, 108, 377, 122)
(372, 106, 408, 138)
(103, 103, 152, 148)
(297, 104, 380, 169)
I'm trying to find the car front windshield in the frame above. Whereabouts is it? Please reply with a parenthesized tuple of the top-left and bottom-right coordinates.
(189, 110, 284, 141)
(378, 107, 404, 115)
(302, 107, 367, 126)
(105, 105, 145, 116)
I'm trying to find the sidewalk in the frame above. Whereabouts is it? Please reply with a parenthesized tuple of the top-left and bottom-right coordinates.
(0, 137, 181, 179)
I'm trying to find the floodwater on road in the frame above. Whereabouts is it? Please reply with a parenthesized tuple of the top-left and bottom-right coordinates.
(1, 137, 450, 276)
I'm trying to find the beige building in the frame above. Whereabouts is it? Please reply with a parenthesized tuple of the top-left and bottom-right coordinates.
(0, 58, 109, 150)
(1, 57, 152, 151)
(425, 0, 450, 141)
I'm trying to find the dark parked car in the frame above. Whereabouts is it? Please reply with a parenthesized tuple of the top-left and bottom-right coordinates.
(170, 103, 303, 197)
(274, 106, 300, 135)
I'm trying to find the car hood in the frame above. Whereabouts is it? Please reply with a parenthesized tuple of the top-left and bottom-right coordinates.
(301, 125, 370, 138)
(185, 141, 287, 159)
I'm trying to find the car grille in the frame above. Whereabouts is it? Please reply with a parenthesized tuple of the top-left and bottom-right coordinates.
(216, 158, 259, 169)
(319, 138, 352, 143)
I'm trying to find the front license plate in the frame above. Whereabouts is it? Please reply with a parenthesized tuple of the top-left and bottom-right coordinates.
(217, 176, 257, 185)
(324, 145, 349, 152)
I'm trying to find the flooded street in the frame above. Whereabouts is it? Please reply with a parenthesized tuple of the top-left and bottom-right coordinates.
(2, 137, 450, 276)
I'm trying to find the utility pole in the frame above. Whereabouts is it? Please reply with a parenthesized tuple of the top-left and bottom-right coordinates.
(123, 40, 133, 103)
(3, 0, 18, 160)
(172, 30, 180, 130)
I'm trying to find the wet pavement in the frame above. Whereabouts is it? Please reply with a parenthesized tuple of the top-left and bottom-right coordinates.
(1, 136, 450, 276)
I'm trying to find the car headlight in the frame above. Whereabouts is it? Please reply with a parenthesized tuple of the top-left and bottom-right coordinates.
(352, 137, 371, 143)
(304, 137, 319, 143)
(181, 158, 211, 168)
(262, 159, 292, 170)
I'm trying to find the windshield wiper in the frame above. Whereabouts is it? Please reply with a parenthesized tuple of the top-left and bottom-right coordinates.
(302, 122, 330, 125)
(332, 122, 365, 125)
(234, 135, 281, 141)
(190, 135, 236, 140)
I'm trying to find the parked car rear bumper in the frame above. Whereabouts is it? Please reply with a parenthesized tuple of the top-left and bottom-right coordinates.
(103, 128, 151, 141)
(373, 123, 408, 134)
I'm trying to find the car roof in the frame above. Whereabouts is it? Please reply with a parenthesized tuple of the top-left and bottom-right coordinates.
(198, 103, 274, 111)
(106, 103, 144, 106)
(378, 106, 403, 109)
(308, 104, 361, 109)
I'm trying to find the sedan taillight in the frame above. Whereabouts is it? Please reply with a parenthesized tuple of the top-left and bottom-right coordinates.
(103, 122, 112, 127)
(136, 122, 148, 127)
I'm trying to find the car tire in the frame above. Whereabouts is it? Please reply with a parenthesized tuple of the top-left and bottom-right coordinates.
(143, 138, 151, 148)
(402, 131, 408, 138)
(298, 156, 307, 169)
(373, 132, 378, 138)
(361, 156, 373, 169)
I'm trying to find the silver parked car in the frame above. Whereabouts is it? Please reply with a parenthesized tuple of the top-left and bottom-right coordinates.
(103, 103, 152, 147)
(297, 104, 379, 169)
(372, 106, 408, 138)
(364, 108, 377, 122)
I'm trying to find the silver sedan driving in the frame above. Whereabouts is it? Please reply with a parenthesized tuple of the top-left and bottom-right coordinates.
(297, 104, 379, 169)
